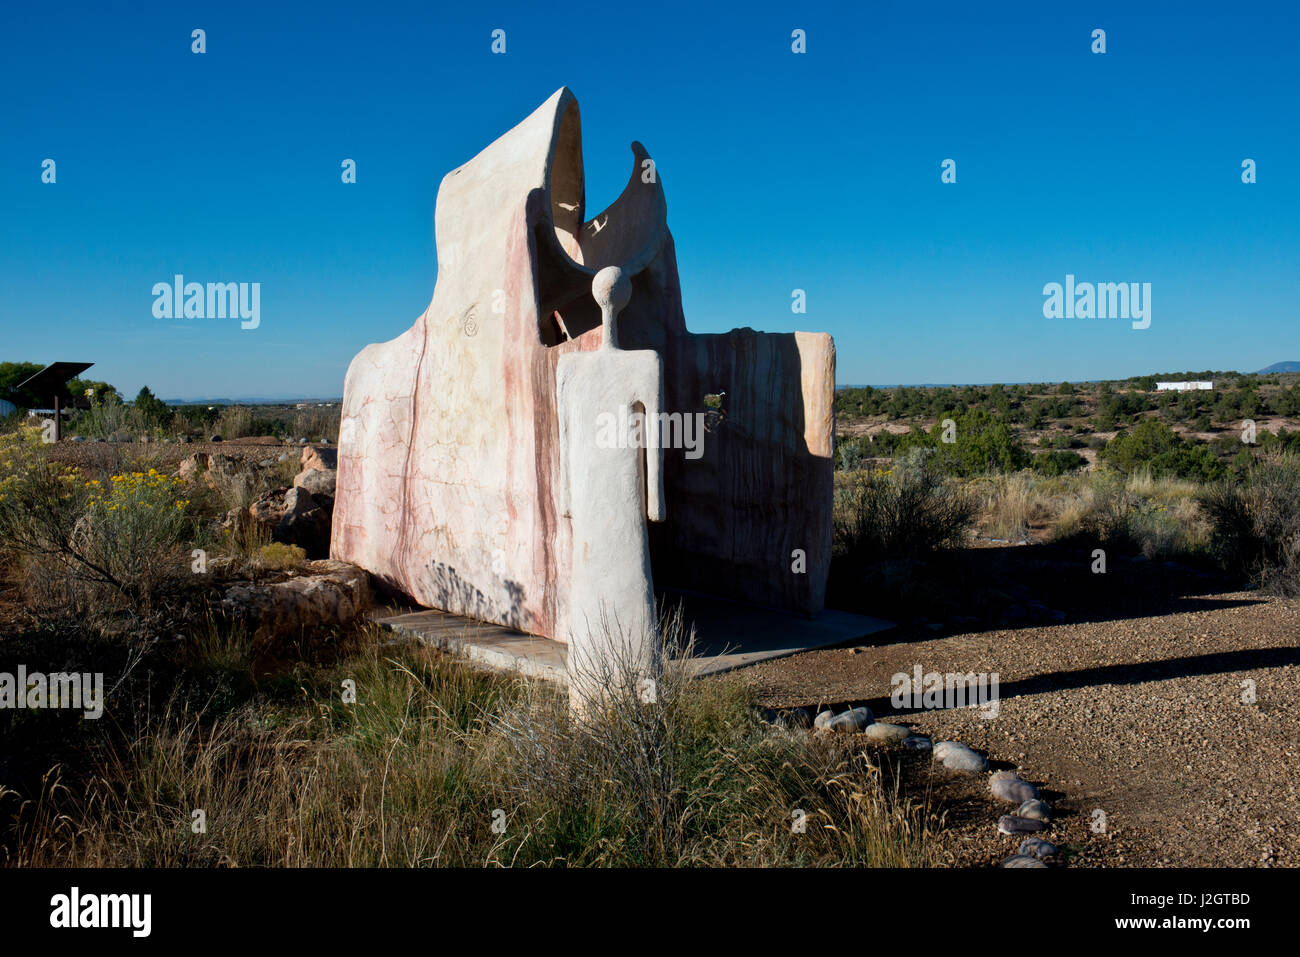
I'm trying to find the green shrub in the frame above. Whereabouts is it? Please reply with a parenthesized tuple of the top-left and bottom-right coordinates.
(1146, 444, 1227, 482)
(833, 459, 977, 565)
(1101, 419, 1227, 481)
(1199, 454, 1300, 595)
(133, 386, 171, 427)
(836, 434, 873, 471)
(1032, 449, 1087, 476)
(927, 409, 1032, 476)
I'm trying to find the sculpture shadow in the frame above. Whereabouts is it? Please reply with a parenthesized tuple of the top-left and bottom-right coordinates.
(827, 538, 1258, 641)
(372, 563, 528, 634)
(796, 645, 1300, 722)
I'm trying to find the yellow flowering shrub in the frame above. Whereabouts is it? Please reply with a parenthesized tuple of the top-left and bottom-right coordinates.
(0, 429, 200, 618)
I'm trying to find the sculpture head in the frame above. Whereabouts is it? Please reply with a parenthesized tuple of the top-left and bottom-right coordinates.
(593, 266, 631, 349)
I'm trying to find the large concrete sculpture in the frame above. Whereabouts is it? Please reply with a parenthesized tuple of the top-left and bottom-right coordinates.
(558, 266, 664, 701)
(333, 88, 836, 650)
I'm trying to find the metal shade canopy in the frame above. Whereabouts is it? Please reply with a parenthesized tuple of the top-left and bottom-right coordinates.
(14, 361, 94, 441)
(14, 362, 94, 403)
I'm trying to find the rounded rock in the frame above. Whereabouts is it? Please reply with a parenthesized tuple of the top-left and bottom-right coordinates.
(998, 815, 1047, 835)
(1018, 837, 1059, 859)
(828, 706, 874, 733)
(1000, 854, 1048, 868)
(901, 735, 933, 752)
(939, 744, 990, 772)
(1017, 799, 1052, 822)
(863, 722, 910, 745)
(990, 773, 1040, 804)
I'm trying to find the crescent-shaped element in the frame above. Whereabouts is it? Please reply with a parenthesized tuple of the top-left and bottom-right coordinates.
(534, 123, 670, 343)
(577, 142, 668, 275)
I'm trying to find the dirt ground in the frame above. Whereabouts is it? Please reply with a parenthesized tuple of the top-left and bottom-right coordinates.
(740, 557, 1300, 867)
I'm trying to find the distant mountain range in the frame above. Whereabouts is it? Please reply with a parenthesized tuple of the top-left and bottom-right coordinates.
(1257, 361, 1300, 374)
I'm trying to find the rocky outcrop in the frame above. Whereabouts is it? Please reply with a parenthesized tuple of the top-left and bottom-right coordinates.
(293, 467, 336, 503)
(211, 446, 340, 559)
(178, 452, 247, 489)
(277, 486, 332, 559)
(300, 445, 337, 474)
(222, 560, 371, 639)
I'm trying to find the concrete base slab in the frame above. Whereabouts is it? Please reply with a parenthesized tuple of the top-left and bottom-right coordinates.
(372, 593, 894, 685)
(371, 607, 568, 682)
(662, 590, 896, 677)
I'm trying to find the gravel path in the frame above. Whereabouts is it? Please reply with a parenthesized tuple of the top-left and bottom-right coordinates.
(739, 589, 1300, 867)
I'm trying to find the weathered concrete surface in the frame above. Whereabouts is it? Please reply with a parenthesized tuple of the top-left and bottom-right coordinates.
(652, 330, 835, 614)
(372, 606, 567, 682)
(334, 87, 836, 641)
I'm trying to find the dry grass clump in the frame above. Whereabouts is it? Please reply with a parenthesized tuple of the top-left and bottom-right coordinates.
(976, 472, 1053, 541)
(2, 620, 933, 868)
(1048, 470, 1209, 560)
(215, 405, 254, 440)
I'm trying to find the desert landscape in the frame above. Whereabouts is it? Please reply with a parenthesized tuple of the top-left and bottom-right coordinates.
(2, 364, 1297, 869)
(1, 4, 1295, 940)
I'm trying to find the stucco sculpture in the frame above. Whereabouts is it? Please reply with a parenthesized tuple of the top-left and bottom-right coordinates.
(333, 87, 837, 653)
(558, 266, 664, 703)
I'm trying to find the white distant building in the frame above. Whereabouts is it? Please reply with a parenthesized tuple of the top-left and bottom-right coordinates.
(1155, 381, 1213, 391)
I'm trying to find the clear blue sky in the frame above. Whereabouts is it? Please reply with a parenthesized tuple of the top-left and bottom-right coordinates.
(2, 0, 1296, 399)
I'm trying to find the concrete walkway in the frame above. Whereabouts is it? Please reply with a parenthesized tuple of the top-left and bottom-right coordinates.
(372, 591, 893, 684)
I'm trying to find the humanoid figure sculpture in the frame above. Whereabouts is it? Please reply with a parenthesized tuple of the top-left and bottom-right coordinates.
(333, 88, 837, 646)
(558, 266, 665, 709)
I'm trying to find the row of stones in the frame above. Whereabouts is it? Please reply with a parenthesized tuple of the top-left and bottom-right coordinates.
(772, 704, 1063, 867)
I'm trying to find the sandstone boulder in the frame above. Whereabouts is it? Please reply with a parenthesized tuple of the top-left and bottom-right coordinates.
(301, 444, 337, 473)
(248, 487, 289, 526)
(222, 560, 371, 639)
(177, 452, 247, 490)
(293, 467, 336, 502)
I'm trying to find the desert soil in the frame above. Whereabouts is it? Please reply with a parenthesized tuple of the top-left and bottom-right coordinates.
(739, 578, 1300, 868)
(44, 438, 307, 473)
